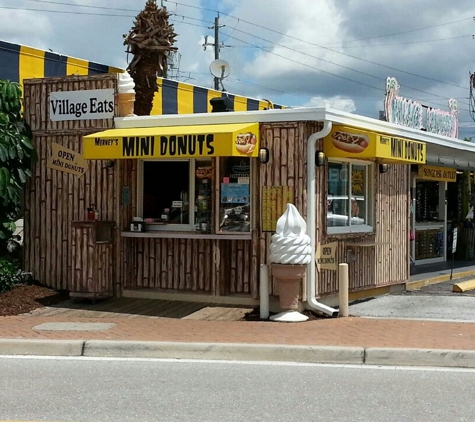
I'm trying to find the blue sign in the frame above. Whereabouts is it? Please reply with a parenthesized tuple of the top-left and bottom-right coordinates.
(221, 183, 249, 203)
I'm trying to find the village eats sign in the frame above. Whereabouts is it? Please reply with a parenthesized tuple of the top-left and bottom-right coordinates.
(49, 89, 114, 121)
(384, 77, 458, 138)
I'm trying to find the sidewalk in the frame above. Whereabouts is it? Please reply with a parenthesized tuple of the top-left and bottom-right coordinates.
(1, 313, 475, 368)
(1, 263, 475, 368)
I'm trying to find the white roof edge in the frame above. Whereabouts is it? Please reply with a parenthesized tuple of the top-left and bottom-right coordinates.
(115, 106, 475, 153)
(115, 107, 328, 128)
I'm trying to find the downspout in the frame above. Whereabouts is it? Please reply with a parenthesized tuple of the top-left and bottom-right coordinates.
(306, 120, 339, 317)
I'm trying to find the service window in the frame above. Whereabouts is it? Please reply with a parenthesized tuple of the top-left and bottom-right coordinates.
(139, 158, 213, 232)
(138, 157, 253, 234)
(327, 160, 373, 234)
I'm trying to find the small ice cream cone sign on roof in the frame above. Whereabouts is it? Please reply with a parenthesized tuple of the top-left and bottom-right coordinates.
(117, 72, 136, 117)
(269, 203, 312, 322)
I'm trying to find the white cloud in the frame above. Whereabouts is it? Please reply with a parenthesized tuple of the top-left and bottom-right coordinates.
(0, 0, 473, 137)
(0, 9, 52, 46)
(302, 96, 356, 112)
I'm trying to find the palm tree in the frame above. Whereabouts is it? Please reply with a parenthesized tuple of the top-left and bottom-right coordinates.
(123, 0, 177, 116)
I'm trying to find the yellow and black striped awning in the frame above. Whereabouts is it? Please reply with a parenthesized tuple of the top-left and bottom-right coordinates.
(0, 39, 283, 114)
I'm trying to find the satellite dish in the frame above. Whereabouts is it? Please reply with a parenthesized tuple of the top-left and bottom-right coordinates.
(209, 59, 231, 79)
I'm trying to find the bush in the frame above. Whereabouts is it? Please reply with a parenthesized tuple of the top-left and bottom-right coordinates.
(0, 79, 36, 257)
(0, 258, 22, 292)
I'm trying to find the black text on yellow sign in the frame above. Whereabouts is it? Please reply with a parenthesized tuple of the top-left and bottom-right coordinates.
(380, 136, 425, 163)
(94, 134, 218, 158)
(418, 165, 457, 182)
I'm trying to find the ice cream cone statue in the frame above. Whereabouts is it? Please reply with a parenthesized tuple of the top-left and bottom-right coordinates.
(269, 203, 312, 322)
(117, 72, 136, 117)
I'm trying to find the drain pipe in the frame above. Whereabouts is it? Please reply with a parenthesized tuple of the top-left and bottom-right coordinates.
(306, 120, 339, 317)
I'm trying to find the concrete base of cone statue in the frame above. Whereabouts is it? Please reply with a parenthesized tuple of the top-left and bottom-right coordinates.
(271, 263, 307, 322)
(269, 310, 309, 322)
(118, 92, 136, 117)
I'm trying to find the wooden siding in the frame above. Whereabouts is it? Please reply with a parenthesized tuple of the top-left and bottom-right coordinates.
(70, 222, 114, 298)
(23, 75, 118, 291)
(122, 236, 257, 296)
(259, 123, 410, 297)
(258, 122, 320, 296)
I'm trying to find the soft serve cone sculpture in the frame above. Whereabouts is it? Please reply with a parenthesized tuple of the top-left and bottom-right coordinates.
(269, 203, 312, 322)
(117, 72, 136, 117)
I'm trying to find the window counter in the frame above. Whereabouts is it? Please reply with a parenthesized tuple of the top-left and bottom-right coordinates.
(121, 231, 252, 240)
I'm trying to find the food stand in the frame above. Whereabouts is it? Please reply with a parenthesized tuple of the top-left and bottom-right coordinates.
(21, 74, 475, 309)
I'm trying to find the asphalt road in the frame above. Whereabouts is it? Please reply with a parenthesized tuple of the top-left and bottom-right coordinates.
(1, 356, 475, 422)
(349, 277, 475, 321)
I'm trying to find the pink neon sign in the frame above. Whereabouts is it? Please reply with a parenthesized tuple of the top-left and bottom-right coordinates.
(384, 77, 458, 138)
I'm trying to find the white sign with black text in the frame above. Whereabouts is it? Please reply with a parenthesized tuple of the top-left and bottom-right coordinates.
(452, 227, 458, 254)
(49, 89, 114, 121)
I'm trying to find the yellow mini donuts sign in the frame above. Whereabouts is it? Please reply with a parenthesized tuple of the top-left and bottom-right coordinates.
(324, 125, 426, 164)
(83, 123, 260, 159)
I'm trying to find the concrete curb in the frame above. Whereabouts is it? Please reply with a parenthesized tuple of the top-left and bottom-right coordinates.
(406, 269, 475, 291)
(365, 347, 475, 368)
(2, 339, 475, 368)
(83, 341, 364, 364)
(0, 339, 84, 356)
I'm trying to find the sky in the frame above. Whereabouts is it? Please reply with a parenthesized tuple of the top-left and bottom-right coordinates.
(0, 0, 474, 139)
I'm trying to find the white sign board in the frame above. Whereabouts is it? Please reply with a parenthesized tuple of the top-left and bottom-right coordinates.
(452, 227, 458, 254)
(49, 89, 114, 121)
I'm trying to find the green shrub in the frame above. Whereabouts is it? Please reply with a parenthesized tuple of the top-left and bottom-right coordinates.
(0, 79, 36, 257)
(0, 258, 22, 292)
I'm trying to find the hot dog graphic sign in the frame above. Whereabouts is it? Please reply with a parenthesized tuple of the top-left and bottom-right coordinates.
(323, 125, 426, 164)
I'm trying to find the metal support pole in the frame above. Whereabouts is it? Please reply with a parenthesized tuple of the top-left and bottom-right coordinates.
(338, 263, 349, 317)
(259, 264, 270, 319)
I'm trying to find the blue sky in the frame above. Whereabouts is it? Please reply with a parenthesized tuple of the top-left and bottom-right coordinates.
(0, 0, 474, 139)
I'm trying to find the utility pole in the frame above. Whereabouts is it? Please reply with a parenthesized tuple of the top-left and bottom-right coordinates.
(203, 15, 226, 90)
(213, 16, 221, 90)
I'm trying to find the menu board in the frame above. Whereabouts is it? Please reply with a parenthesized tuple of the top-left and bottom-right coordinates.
(262, 186, 294, 232)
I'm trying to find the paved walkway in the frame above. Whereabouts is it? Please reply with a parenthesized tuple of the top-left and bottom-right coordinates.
(0, 313, 474, 350)
(1, 264, 475, 367)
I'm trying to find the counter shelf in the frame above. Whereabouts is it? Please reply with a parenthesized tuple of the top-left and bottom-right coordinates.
(346, 241, 391, 247)
(121, 231, 252, 240)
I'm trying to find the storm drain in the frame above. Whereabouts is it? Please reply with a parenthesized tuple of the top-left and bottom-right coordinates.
(33, 322, 116, 331)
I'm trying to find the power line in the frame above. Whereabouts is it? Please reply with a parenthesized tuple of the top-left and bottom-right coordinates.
(168, 12, 472, 111)
(168, 13, 471, 111)
(225, 34, 473, 49)
(21, 0, 139, 13)
(0, 5, 133, 17)
(166, 1, 473, 43)
(165, 1, 471, 91)
(325, 17, 474, 45)
(223, 30, 470, 107)
(4, 2, 471, 93)
(3, 1, 472, 114)
(289, 35, 473, 50)
(224, 24, 470, 91)
(223, 32, 471, 113)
